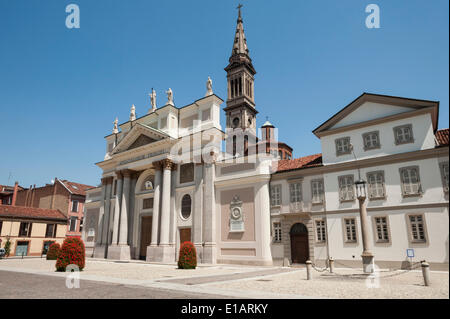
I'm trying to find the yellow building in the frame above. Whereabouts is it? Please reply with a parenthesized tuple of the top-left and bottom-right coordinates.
(0, 205, 67, 256)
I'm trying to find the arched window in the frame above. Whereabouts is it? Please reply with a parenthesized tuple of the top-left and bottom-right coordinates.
(181, 194, 192, 219)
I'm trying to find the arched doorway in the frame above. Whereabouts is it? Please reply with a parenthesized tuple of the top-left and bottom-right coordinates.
(290, 223, 309, 264)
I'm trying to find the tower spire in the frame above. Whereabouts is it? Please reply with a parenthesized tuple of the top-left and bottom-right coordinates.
(226, 4, 255, 74)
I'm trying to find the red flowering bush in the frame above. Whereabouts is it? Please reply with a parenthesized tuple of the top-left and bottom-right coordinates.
(55, 237, 85, 272)
(46, 243, 61, 260)
(178, 241, 197, 269)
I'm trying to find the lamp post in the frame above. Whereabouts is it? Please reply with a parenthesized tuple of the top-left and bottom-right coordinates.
(355, 179, 375, 273)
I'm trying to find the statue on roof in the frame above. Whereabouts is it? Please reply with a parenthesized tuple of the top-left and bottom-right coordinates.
(130, 104, 136, 121)
(166, 88, 174, 105)
(205, 76, 213, 96)
(149, 88, 157, 113)
(112, 117, 119, 134)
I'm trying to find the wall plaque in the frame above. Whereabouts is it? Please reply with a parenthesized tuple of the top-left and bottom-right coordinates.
(229, 195, 244, 232)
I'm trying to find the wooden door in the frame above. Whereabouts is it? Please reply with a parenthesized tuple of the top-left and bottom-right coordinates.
(290, 223, 309, 264)
(139, 217, 152, 260)
(179, 228, 191, 244)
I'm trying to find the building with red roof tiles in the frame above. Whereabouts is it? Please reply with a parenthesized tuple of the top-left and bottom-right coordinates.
(12, 178, 95, 238)
(269, 93, 448, 270)
(0, 205, 67, 257)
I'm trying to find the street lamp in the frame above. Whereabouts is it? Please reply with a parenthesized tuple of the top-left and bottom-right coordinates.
(354, 179, 375, 273)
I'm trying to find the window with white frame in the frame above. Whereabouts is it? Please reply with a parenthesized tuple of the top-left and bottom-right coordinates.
(72, 200, 79, 212)
(409, 215, 426, 242)
(69, 217, 77, 232)
(374, 216, 389, 242)
(270, 185, 282, 207)
(367, 171, 385, 199)
(394, 124, 414, 145)
(315, 220, 326, 242)
(344, 218, 357, 242)
(335, 137, 351, 156)
(289, 182, 302, 203)
(440, 162, 449, 192)
(400, 166, 422, 196)
(273, 222, 282, 243)
(311, 179, 324, 204)
(338, 175, 355, 201)
(362, 131, 380, 150)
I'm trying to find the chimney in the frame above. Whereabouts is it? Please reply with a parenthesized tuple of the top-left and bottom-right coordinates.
(11, 181, 18, 206)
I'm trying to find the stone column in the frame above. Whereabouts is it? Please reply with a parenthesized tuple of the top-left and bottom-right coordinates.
(102, 178, 113, 245)
(193, 163, 204, 261)
(111, 172, 123, 245)
(202, 162, 217, 264)
(94, 177, 112, 258)
(160, 160, 172, 246)
(358, 197, 374, 273)
(152, 159, 176, 263)
(259, 181, 273, 265)
(95, 179, 107, 246)
(107, 170, 131, 260)
(119, 170, 131, 245)
(151, 165, 162, 246)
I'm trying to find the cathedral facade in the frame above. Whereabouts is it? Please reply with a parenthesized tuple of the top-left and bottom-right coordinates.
(88, 7, 275, 265)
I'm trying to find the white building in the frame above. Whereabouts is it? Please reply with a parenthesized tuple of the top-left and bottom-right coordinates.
(270, 93, 449, 270)
(82, 7, 449, 270)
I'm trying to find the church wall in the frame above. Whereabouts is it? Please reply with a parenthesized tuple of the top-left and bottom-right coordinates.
(219, 187, 255, 242)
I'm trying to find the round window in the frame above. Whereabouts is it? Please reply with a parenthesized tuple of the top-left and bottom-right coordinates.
(181, 194, 192, 220)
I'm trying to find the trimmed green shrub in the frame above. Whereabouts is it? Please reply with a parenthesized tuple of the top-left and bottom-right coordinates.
(46, 243, 61, 260)
(178, 241, 197, 269)
(4, 238, 11, 257)
(55, 237, 85, 272)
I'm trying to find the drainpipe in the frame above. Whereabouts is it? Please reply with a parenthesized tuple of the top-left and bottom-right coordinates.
(11, 181, 18, 206)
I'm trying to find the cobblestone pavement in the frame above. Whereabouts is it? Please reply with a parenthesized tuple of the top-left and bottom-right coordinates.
(0, 270, 231, 299)
(208, 267, 449, 299)
(1, 258, 447, 299)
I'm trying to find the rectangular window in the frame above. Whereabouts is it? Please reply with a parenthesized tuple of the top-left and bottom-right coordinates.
(270, 185, 282, 207)
(394, 124, 414, 145)
(367, 171, 385, 199)
(440, 162, 449, 193)
(338, 175, 355, 201)
(289, 183, 302, 203)
(19, 222, 32, 237)
(362, 131, 380, 150)
(45, 224, 57, 238)
(273, 222, 282, 243)
(400, 166, 422, 196)
(69, 217, 77, 232)
(315, 220, 326, 242)
(344, 218, 357, 243)
(335, 137, 351, 156)
(72, 200, 79, 212)
(311, 179, 324, 204)
(180, 163, 195, 184)
(409, 215, 426, 242)
(374, 217, 389, 242)
(0, 221, 2, 235)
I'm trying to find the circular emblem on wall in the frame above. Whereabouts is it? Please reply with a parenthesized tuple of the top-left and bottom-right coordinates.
(231, 207, 242, 220)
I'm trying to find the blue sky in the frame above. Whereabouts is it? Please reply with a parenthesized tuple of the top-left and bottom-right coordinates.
(0, 0, 448, 187)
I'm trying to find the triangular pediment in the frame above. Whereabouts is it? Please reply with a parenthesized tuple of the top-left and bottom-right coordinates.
(112, 123, 168, 155)
(313, 93, 439, 136)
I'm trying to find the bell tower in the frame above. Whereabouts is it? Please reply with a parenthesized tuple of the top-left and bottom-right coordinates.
(224, 4, 258, 132)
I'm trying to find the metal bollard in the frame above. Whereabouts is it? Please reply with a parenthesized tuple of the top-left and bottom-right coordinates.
(421, 261, 431, 287)
(329, 257, 335, 273)
(306, 260, 313, 280)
